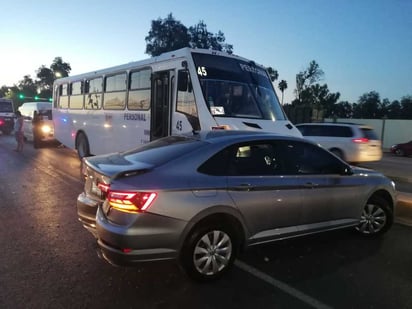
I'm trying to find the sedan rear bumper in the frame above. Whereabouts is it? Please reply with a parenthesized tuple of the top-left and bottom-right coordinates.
(96, 206, 190, 266)
(77, 192, 100, 237)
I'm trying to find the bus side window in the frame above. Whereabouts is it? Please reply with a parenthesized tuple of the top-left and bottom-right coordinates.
(178, 70, 189, 91)
(59, 84, 69, 108)
(70, 81, 84, 109)
(104, 73, 126, 110)
(128, 69, 151, 110)
(176, 70, 200, 131)
(85, 77, 102, 109)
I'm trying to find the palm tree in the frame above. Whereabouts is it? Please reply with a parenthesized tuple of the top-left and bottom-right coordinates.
(278, 80, 288, 104)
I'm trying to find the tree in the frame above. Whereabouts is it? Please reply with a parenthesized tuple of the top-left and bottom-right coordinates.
(295, 60, 324, 101)
(36, 66, 54, 91)
(36, 57, 71, 99)
(400, 95, 412, 119)
(0, 86, 8, 98)
(188, 21, 233, 54)
(309, 84, 340, 117)
(18, 75, 37, 99)
(331, 101, 353, 118)
(145, 13, 233, 56)
(353, 91, 382, 118)
(145, 13, 191, 56)
(278, 80, 288, 104)
(50, 57, 71, 78)
(293, 61, 338, 110)
(386, 100, 402, 119)
(289, 60, 339, 121)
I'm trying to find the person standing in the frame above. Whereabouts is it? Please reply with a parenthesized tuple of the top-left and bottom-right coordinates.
(14, 111, 24, 152)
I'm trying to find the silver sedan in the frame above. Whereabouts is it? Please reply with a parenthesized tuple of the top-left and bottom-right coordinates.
(79, 130, 396, 281)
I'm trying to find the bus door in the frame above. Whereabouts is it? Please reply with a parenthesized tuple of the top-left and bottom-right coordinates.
(151, 71, 173, 141)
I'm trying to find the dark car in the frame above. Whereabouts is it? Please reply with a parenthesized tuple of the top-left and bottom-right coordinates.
(0, 98, 15, 135)
(78, 131, 396, 281)
(390, 140, 412, 156)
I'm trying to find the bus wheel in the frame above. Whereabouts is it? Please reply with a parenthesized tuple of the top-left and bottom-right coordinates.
(76, 133, 90, 159)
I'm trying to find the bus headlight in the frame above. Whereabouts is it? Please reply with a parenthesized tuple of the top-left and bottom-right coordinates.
(41, 125, 52, 134)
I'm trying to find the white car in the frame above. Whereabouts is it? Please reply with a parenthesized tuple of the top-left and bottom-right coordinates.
(296, 122, 382, 163)
(18, 102, 55, 148)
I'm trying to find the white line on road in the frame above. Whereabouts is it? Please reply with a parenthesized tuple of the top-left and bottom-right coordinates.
(235, 260, 333, 309)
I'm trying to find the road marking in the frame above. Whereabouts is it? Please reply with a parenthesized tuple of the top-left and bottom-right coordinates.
(235, 260, 332, 309)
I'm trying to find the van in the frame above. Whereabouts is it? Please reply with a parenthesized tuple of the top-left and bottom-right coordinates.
(18, 102, 55, 148)
(296, 122, 382, 163)
(0, 98, 15, 135)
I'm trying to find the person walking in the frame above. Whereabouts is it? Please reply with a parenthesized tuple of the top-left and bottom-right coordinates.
(14, 111, 24, 152)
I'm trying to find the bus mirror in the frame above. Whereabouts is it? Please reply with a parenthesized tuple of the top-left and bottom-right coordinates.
(178, 70, 189, 92)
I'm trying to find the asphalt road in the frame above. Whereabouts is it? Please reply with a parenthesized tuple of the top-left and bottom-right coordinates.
(1, 135, 412, 309)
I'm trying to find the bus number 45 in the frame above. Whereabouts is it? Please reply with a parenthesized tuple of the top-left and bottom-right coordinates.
(197, 66, 207, 76)
(176, 120, 183, 131)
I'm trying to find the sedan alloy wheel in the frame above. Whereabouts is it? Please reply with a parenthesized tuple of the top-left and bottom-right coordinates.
(356, 196, 393, 236)
(193, 230, 233, 276)
(181, 223, 238, 281)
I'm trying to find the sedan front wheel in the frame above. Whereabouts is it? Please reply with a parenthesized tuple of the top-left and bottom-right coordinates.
(395, 149, 405, 156)
(356, 196, 393, 236)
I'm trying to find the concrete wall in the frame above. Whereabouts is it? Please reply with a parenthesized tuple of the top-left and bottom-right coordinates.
(324, 118, 412, 150)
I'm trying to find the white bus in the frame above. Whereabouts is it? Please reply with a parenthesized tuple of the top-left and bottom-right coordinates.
(53, 48, 301, 158)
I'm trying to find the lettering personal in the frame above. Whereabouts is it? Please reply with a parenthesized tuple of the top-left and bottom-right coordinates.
(239, 63, 267, 77)
(124, 113, 147, 121)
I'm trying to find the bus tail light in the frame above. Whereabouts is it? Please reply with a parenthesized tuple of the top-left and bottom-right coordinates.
(107, 190, 157, 213)
(352, 138, 369, 143)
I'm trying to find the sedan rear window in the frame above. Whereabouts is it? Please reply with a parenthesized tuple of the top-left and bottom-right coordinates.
(298, 125, 353, 137)
(361, 128, 379, 140)
(122, 136, 206, 166)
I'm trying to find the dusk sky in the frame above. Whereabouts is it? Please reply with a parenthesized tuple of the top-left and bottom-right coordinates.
(1, 0, 411, 104)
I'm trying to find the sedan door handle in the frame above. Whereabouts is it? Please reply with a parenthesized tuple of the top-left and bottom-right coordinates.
(303, 182, 319, 188)
(232, 183, 254, 191)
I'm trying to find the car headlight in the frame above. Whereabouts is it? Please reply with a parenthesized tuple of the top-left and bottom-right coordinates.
(41, 125, 52, 134)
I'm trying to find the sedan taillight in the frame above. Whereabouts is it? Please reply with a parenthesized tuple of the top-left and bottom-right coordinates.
(352, 138, 369, 143)
(107, 190, 157, 213)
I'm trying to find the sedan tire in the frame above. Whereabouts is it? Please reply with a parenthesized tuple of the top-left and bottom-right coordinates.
(181, 222, 238, 281)
(395, 149, 405, 156)
(356, 196, 393, 236)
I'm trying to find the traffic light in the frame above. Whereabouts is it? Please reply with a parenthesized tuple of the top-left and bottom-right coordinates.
(18, 93, 25, 99)
(48, 97, 53, 102)
(34, 96, 39, 100)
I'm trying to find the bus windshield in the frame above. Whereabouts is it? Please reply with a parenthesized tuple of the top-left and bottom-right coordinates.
(192, 52, 286, 121)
